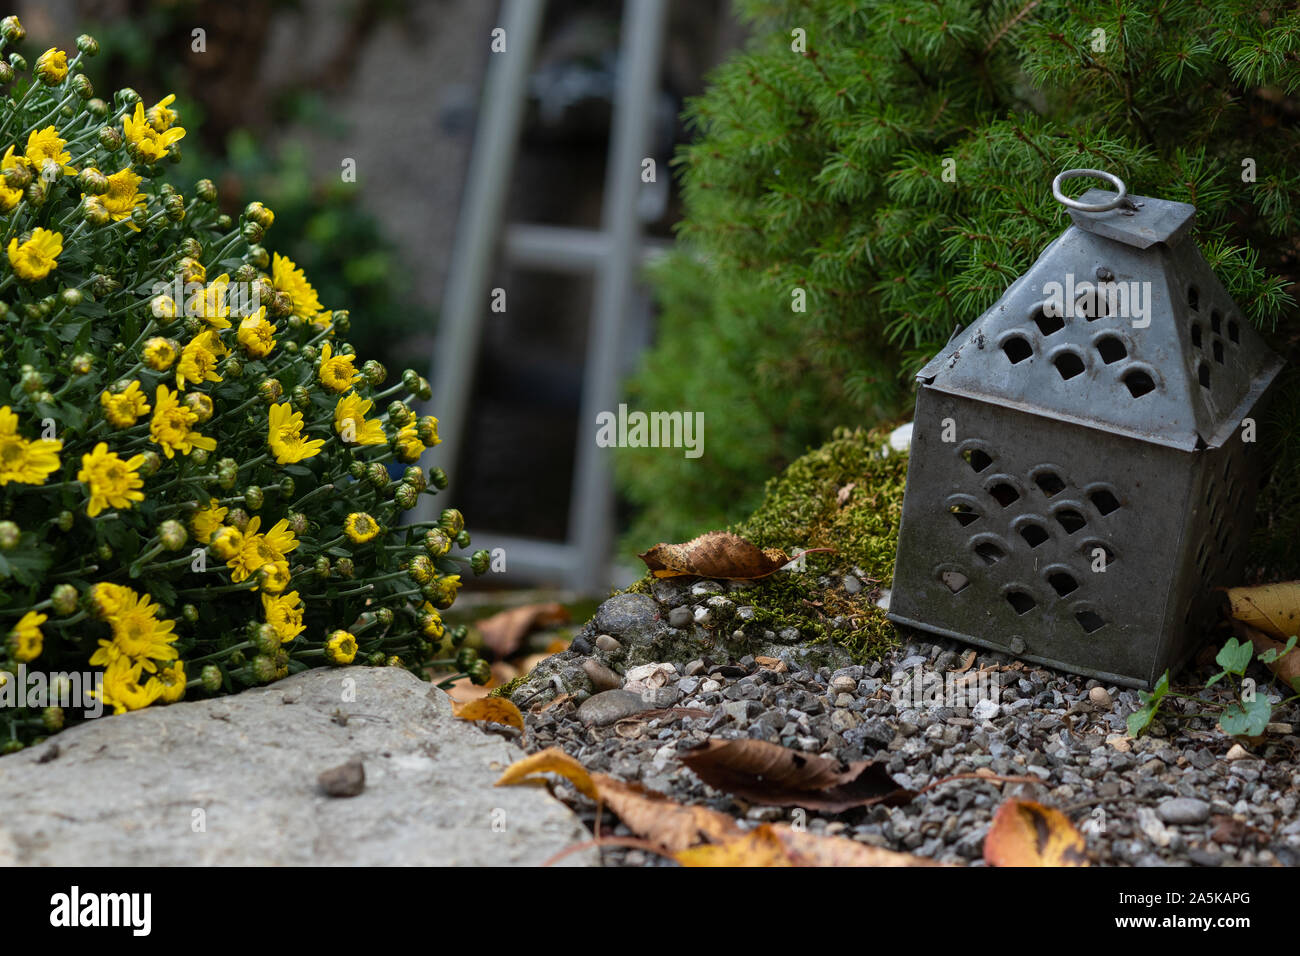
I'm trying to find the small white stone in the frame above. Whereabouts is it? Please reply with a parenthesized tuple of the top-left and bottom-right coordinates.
(1225, 743, 1251, 761)
(1088, 686, 1112, 707)
(972, 698, 1000, 720)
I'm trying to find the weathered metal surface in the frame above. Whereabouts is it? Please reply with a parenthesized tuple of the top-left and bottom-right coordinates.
(889, 178, 1283, 688)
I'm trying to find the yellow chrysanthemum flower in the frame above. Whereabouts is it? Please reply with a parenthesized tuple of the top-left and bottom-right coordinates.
(7, 227, 63, 281)
(418, 602, 445, 640)
(262, 590, 305, 643)
(236, 307, 276, 358)
(0, 406, 63, 486)
(9, 610, 46, 662)
(228, 515, 299, 585)
(143, 336, 179, 370)
(89, 585, 178, 673)
(23, 126, 72, 173)
(86, 166, 146, 228)
(343, 512, 380, 544)
(317, 342, 359, 393)
(122, 101, 185, 163)
(394, 422, 426, 463)
(149, 384, 216, 458)
(186, 273, 231, 329)
(0, 146, 24, 211)
(146, 93, 179, 132)
(93, 658, 164, 715)
(325, 629, 358, 665)
(77, 443, 146, 517)
(271, 252, 322, 321)
(267, 401, 324, 464)
(258, 560, 291, 594)
(158, 660, 186, 704)
(333, 392, 386, 445)
(190, 498, 228, 545)
(99, 381, 151, 428)
(88, 581, 134, 620)
(208, 525, 244, 561)
(176, 329, 225, 389)
(34, 47, 67, 84)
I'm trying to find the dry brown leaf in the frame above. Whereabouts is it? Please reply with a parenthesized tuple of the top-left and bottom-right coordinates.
(1234, 620, 1300, 691)
(983, 799, 1089, 867)
(952, 649, 977, 674)
(476, 602, 571, 658)
(494, 747, 599, 800)
(755, 655, 788, 673)
(451, 697, 525, 735)
(675, 824, 793, 866)
(637, 531, 794, 580)
(593, 774, 743, 852)
(1223, 581, 1300, 641)
(679, 738, 913, 812)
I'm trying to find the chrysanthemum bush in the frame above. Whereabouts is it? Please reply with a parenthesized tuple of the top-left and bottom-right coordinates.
(0, 17, 491, 749)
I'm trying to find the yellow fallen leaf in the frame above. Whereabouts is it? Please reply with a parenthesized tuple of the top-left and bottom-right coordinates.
(676, 825, 793, 866)
(1224, 581, 1300, 641)
(593, 774, 743, 852)
(451, 697, 525, 735)
(494, 747, 598, 800)
(983, 799, 1089, 867)
(637, 531, 795, 580)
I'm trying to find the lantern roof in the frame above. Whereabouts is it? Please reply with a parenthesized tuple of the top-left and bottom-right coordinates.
(917, 190, 1284, 452)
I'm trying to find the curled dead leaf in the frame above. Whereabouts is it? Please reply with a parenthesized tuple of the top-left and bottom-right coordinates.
(679, 738, 913, 812)
(983, 799, 1089, 867)
(676, 823, 941, 867)
(476, 601, 571, 658)
(1223, 581, 1300, 641)
(494, 747, 598, 800)
(451, 697, 525, 735)
(637, 531, 803, 580)
(1233, 620, 1300, 691)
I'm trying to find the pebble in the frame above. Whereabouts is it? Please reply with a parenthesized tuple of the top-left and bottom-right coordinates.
(577, 690, 650, 727)
(1089, 687, 1112, 707)
(582, 659, 622, 692)
(594, 634, 621, 653)
(667, 606, 692, 628)
(1157, 798, 1211, 825)
(1225, 744, 1251, 761)
(318, 758, 365, 798)
(972, 699, 1000, 721)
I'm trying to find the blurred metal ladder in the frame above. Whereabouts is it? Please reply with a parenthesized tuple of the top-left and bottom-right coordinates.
(418, 0, 668, 594)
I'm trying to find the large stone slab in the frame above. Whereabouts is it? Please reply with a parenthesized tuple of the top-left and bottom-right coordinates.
(0, 667, 595, 866)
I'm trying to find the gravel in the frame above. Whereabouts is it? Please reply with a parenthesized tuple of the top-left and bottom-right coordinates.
(510, 587, 1300, 867)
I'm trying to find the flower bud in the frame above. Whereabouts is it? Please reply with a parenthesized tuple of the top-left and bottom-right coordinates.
(0, 521, 19, 549)
(348, 461, 366, 480)
(0, 61, 11, 84)
(468, 658, 492, 685)
(335, 557, 354, 579)
(50, 583, 78, 616)
(201, 665, 223, 693)
(438, 508, 465, 537)
(252, 624, 279, 656)
(24, 179, 47, 206)
(183, 391, 213, 423)
(250, 654, 278, 684)
(78, 167, 109, 195)
(429, 467, 449, 490)
(393, 483, 419, 510)
(97, 543, 113, 561)
(471, 549, 491, 576)
(159, 519, 187, 551)
(56, 509, 75, 531)
(42, 706, 65, 732)
(35, 47, 68, 86)
(243, 485, 263, 510)
(455, 646, 479, 672)
(86, 96, 108, 116)
(164, 194, 185, 222)
(245, 201, 274, 230)
(241, 220, 264, 243)
(416, 416, 441, 447)
(70, 353, 93, 375)
(387, 400, 412, 427)
(209, 526, 244, 560)
(215, 214, 232, 230)
(287, 512, 308, 537)
(455, 529, 471, 549)
(226, 357, 243, 378)
(190, 447, 209, 466)
(2, 162, 30, 190)
(195, 178, 217, 203)
(182, 604, 199, 623)
(279, 476, 296, 498)
(407, 554, 433, 584)
(71, 73, 93, 99)
(177, 256, 205, 285)
(8, 53, 27, 73)
(98, 125, 122, 150)
(402, 465, 426, 491)
(361, 359, 386, 386)
(402, 368, 420, 391)
(450, 624, 469, 648)
(246, 244, 269, 269)
(314, 555, 331, 578)
(367, 462, 390, 489)
(77, 34, 99, 55)
(257, 378, 283, 404)
(226, 508, 250, 532)
(257, 562, 290, 594)
(1, 16, 26, 41)
(291, 384, 311, 412)
(116, 87, 140, 106)
(424, 529, 451, 558)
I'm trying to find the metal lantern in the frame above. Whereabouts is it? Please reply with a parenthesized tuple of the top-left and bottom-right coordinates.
(888, 170, 1285, 689)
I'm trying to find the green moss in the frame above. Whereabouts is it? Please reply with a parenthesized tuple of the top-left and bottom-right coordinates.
(619, 425, 909, 665)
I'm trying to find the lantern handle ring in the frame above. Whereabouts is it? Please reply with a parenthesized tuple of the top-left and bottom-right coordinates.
(1051, 169, 1128, 212)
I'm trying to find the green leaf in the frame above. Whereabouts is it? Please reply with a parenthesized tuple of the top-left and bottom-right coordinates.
(1127, 671, 1170, 737)
(1258, 635, 1298, 664)
(1220, 696, 1271, 737)
(1215, 637, 1254, 676)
